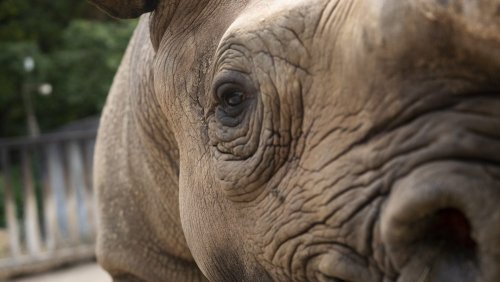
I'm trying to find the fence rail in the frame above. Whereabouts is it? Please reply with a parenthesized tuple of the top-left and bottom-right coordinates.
(0, 130, 97, 279)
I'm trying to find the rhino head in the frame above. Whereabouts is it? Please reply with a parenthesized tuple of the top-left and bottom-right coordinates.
(90, 0, 500, 281)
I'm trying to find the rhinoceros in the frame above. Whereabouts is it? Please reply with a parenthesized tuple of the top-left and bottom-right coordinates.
(90, 0, 500, 281)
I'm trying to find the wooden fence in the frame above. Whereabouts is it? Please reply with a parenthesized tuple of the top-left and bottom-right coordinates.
(0, 130, 98, 279)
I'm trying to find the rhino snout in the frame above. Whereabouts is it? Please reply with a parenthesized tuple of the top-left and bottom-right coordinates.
(381, 161, 500, 282)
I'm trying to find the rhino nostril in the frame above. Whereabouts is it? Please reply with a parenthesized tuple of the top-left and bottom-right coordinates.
(426, 208, 476, 253)
(381, 162, 500, 281)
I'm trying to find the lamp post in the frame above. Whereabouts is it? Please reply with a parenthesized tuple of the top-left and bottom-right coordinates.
(38, 83, 53, 96)
(22, 56, 41, 138)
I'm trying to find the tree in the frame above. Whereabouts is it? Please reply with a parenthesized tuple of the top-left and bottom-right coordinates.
(0, 0, 136, 137)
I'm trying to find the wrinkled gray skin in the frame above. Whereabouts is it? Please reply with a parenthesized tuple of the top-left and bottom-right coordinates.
(91, 0, 500, 281)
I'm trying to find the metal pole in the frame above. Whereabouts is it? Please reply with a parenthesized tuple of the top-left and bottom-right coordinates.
(21, 82, 40, 138)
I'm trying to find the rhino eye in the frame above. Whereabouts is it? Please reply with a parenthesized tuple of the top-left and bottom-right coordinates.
(213, 70, 256, 121)
(218, 83, 245, 107)
(224, 90, 244, 106)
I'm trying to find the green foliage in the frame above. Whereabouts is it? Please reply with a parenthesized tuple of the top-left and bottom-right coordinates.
(0, 0, 88, 49)
(0, 1, 136, 137)
(37, 19, 137, 131)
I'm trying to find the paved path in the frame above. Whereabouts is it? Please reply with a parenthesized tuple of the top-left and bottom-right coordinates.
(11, 263, 111, 282)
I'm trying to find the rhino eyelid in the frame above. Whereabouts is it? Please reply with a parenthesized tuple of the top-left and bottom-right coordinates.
(212, 70, 256, 98)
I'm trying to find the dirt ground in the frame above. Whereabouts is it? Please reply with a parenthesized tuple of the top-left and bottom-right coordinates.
(11, 263, 111, 282)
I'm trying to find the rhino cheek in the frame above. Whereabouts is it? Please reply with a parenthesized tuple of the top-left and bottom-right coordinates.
(177, 152, 275, 281)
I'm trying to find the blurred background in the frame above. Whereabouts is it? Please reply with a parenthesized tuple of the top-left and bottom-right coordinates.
(0, 0, 136, 280)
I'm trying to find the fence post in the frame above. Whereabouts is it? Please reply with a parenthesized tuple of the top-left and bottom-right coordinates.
(83, 139, 96, 238)
(21, 148, 42, 256)
(43, 143, 65, 251)
(66, 140, 93, 244)
(0, 149, 21, 258)
(69, 141, 91, 241)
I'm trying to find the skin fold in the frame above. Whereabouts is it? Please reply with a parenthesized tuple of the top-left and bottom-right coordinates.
(91, 0, 500, 281)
